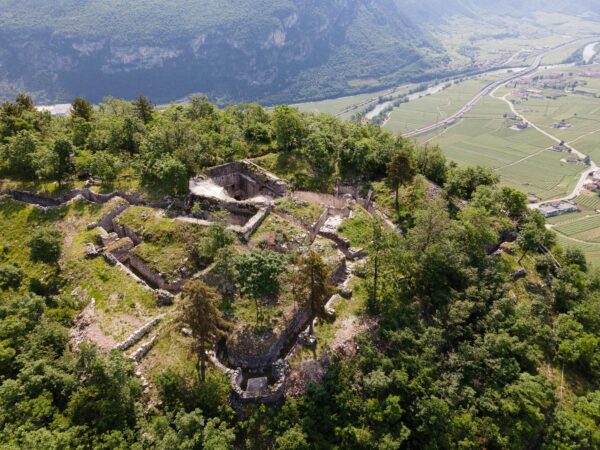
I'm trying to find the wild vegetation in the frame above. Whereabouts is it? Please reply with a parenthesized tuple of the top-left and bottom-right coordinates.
(1, 93, 600, 449)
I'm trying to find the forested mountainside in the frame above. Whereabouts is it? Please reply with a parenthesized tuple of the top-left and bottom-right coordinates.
(1, 93, 600, 448)
(0, 0, 441, 105)
(1, 0, 597, 106)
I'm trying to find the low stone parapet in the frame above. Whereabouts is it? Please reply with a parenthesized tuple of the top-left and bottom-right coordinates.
(230, 360, 287, 406)
(114, 315, 164, 351)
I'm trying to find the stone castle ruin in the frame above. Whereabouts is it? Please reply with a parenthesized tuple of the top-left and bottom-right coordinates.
(1, 159, 387, 407)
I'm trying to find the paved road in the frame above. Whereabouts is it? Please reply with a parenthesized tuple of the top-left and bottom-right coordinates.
(403, 39, 588, 138)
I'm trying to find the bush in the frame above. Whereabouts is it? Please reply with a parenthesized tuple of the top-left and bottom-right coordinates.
(29, 227, 62, 263)
(0, 263, 24, 290)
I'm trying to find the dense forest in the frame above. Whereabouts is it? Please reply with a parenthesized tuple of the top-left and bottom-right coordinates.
(1, 94, 600, 449)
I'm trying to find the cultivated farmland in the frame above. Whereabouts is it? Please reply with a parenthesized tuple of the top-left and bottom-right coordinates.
(384, 75, 506, 135)
(554, 215, 600, 240)
(419, 92, 582, 201)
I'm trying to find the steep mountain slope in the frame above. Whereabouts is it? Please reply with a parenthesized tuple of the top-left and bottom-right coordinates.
(0, 0, 440, 104)
(0, 0, 597, 104)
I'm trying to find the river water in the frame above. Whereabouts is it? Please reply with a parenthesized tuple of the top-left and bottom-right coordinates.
(583, 42, 599, 64)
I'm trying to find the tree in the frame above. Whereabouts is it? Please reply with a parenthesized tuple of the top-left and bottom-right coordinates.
(199, 211, 235, 260)
(29, 227, 62, 263)
(272, 105, 306, 152)
(151, 154, 188, 195)
(15, 94, 35, 112)
(89, 151, 119, 183)
(499, 187, 528, 220)
(234, 249, 285, 326)
(517, 213, 555, 264)
(305, 132, 337, 186)
(1, 130, 38, 179)
(133, 95, 155, 124)
(296, 251, 334, 334)
(415, 144, 447, 185)
(38, 138, 75, 184)
(386, 148, 415, 212)
(0, 263, 24, 290)
(367, 219, 387, 309)
(180, 280, 228, 382)
(70, 98, 94, 122)
(67, 346, 140, 433)
(446, 166, 499, 200)
(188, 96, 216, 120)
(564, 247, 587, 272)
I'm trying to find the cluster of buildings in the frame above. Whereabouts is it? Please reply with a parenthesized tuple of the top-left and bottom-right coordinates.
(584, 170, 600, 192)
(539, 201, 579, 218)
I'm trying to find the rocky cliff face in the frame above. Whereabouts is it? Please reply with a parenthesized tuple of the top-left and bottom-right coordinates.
(0, 0, 442, 104)
(0, 0, 598, 104)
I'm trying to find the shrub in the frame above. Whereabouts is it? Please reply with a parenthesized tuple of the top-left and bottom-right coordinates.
(29, 227, 62, 263)
(0, 263, 24, 290)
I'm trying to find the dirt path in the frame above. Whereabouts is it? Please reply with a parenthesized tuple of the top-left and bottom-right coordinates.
(69, 299, 116, 352)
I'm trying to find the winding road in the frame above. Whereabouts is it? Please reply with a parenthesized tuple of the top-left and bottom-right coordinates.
(398, 37, 600, 208)
(403, 42, 579, 138)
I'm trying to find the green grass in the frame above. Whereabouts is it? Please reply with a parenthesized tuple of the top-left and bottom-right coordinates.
(252, 153, 311, 186)
(0, 196, 161, 341)
(274, 196, 324, 227)
(132, 242, 190, 281)
(249, 214, 309, 249)
(338, 206, 373, 249)
(312, 276, 367, 356)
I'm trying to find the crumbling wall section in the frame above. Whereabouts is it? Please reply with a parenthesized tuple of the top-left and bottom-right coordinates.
(230, 368, 286, 405)
(227, 307, 311, 369)
(128, 255, 184, 292)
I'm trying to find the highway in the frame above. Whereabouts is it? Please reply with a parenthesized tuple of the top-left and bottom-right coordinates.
(403, 40, 586, 138)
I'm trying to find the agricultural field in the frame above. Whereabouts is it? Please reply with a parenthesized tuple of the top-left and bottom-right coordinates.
(293, 91, 382, 118)
(418, 93, 583, 201)
(554, 233, 600, 267)
(546, 193, 600, 266)
(510, 68, 600, 160)
(383, 74, 505, 135)
(553, 215, 600, 242)
(576, 191, 600, 211)
(292, 84, 414, 120)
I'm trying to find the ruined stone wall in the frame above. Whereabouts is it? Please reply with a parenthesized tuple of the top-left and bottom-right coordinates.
(128, 255, 184, 292)
(230, 369, 286, 405)
(2, 187, 184, 210)
(230, 207, 271, 241)
(206, 160, 288, 198)
(114, 315, 164, 351)
(227, 307, 311, 369)
(330, 257, 348, 285)
(319, 230, 350, 252)
(293, 191, 346, 209)
(99, 204, 130, 233)
(112, 222, 143, 245)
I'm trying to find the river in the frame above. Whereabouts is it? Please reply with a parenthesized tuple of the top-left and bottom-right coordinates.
(583, 42, 599, 64)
